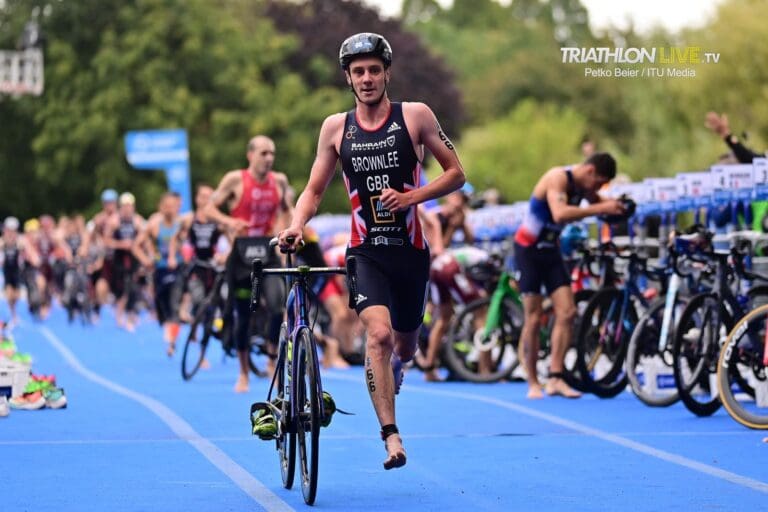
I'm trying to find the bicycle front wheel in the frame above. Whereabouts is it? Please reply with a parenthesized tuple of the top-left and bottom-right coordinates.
(718, 304, 768, 429)
(296, 328, 321, 505)
(626, 298, 685, 407)
(673, 293, 731, 417)
(181, 302, 214, 381)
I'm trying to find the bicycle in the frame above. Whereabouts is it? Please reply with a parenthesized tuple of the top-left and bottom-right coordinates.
(249, 237, 348, 505)
(673, 233, 768, 416)
(625, 242, 709, 407)
(575, 246, 656, 398)
(443, 244, 598, 386)
(717, 302, 768, 429)
(180, 259, 267, 381)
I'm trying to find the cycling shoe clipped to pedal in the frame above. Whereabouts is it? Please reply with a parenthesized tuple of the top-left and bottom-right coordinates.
(250, 401, 279, 440)
(321, 391, 354, 428)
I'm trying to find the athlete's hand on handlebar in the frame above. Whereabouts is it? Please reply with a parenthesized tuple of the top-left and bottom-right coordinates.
(277, 226, 304, 252)
(380, 188, 411, 213)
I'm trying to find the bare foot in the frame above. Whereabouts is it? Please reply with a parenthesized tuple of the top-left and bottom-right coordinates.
(527, 383, 544, 399)
(545, 377, 582, 398)
(234, 374, 249, 393)
(424, 369, 444, 382)
(383, 434, 407, 470)
(200, 358, 210, 370)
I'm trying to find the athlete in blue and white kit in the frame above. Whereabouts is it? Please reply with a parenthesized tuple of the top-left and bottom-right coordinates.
(277, 33, 465, 470)
(513, 153, 624, 399)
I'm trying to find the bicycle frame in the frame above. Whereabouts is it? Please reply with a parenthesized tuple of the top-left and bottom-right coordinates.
(252, 252, 347, 431)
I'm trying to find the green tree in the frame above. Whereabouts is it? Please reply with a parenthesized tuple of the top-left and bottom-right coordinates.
(0, 0, 349, 219)
(447, 99, 587, 200)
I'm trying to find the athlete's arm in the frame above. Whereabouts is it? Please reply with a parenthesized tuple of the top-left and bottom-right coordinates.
(273, 172, 294, 235)
(168, 212, 192, 269)
(132, 215, 155, 268)
(205, 171, 249, 233)
(279, 114, 344, 249)
(20, 237, 42, 268)
(546, 172, 622, 223)
(380, 103, 465, 212)
(419, 207, 445, 256)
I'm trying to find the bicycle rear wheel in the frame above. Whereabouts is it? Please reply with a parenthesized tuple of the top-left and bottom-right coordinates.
(575, 288, 634, 398)
(673, 293, 731, 417)
(718, 304, 768, 429)
(296, 328, 320, 505)
(276, 323, 296, 489)
(181, 301, 214, 381)
(443, 296, 521, 383)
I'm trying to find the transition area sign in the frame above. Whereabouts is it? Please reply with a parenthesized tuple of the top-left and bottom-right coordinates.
(124, 129, 192, 212)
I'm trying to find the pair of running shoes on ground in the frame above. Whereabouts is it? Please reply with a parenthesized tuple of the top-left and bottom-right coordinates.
(2, 374, 68, 413)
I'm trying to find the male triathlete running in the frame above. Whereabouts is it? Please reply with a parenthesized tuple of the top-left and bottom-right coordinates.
(81, 189, 119, 314)
(105, 192, 144, 331)
(135, 192, 183, 356)
(514, 153, 624, 399)
(2, 217, 41, 325)
(172, 184, 226, 322)
(36, 214, 73, 316)
(205, 135, 292, 393)
(277, 33, 465, 470)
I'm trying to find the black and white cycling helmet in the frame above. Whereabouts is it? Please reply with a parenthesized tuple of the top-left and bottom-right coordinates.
(339, 32, 392, 70)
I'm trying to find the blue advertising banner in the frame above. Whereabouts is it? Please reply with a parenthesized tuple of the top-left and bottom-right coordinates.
(124, 129, 192, 212)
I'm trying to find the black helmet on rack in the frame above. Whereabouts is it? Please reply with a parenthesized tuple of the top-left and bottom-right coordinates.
(339, 33, 392, 70)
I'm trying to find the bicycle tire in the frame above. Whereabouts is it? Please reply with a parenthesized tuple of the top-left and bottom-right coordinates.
(717, 304, 768, 429)
(181, 300, 213, 381)
(443, 296, 521, 383)
(296, 327, 320, 505)
(575, 288, 634, 398)
(672, 292, 731, 417)
(626, 298, 685, 407)
(276, 322, 296, 489)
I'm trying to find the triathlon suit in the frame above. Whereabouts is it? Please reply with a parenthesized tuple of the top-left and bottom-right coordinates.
(430, 246, 487, 306)
(35, 233, 55, 283)
(513, 167, 586, 295)
(2, 239, 21, 288)
(89, 211, 114, 286)
(340, 102, 430, 332)
(227, 170, 284, 352)
(188, 217, 222, 293)
(153, 219, 181, 325)
(111, 216, 139, 300)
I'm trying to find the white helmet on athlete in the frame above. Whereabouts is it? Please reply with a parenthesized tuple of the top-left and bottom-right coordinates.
(339, 32, 393, 70)
(3, 216, 19, 231)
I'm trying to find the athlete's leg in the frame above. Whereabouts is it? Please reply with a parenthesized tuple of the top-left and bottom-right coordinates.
(545, 285, 581, 398)
(359, 305, 408, 468)
(234, 296, 252, 393)
(322, 293, 357, 355)
(421, 302, 452, 381)
(520, 293, 544, 399)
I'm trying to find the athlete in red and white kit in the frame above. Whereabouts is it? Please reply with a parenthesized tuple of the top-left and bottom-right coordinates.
(206, 135, 292, 393)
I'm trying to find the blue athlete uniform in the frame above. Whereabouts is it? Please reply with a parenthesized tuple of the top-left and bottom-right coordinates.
(513, 167, 585, 295)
